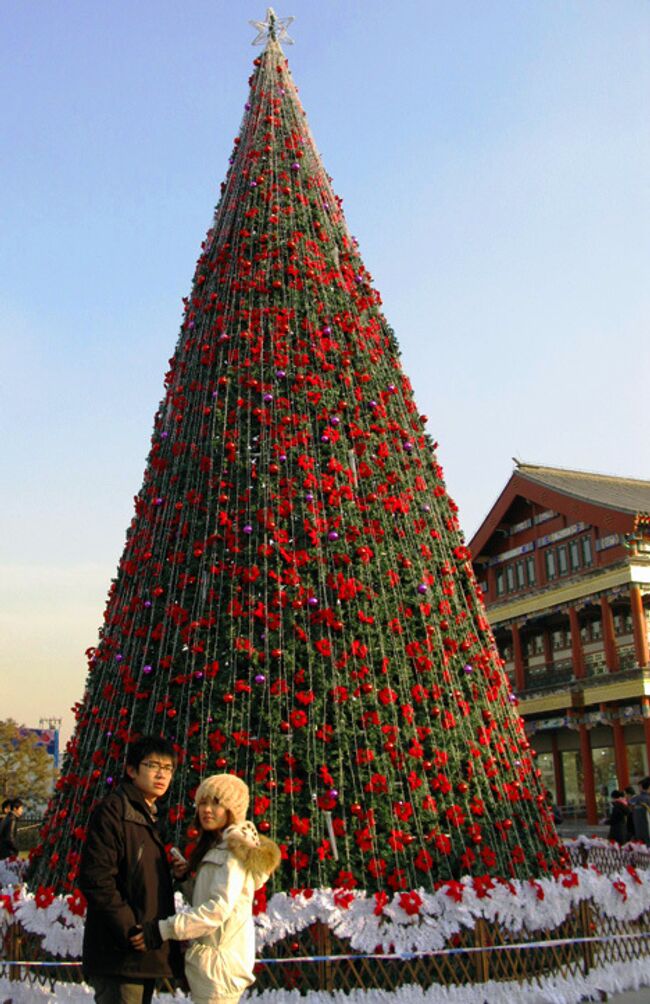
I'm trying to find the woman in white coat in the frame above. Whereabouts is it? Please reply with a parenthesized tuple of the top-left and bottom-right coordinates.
(137, 773, 281, 1004)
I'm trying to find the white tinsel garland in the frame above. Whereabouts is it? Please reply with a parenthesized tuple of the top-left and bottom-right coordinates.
(2, 859, 650, 960)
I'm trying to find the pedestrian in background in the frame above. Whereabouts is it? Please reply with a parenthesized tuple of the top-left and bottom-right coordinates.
(632, 777, 650, 846)
(608, 790, 631, 845)
(624, 785, 636, 841)
(0, 798, 24, 859)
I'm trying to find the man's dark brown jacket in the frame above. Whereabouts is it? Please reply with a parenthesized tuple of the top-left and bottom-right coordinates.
(78, 781, 180, 979)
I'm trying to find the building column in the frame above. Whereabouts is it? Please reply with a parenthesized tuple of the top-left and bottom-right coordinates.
(579, 724, 598, 824)
(569, 606, 585, 679)
(600, 595, 620, 672)
(630, 586, 649, 668)
(511, 623, 525, 692)
(543, 629, 553, 669)
(611, 718, 630, 788)
(551, 732, 565, 806)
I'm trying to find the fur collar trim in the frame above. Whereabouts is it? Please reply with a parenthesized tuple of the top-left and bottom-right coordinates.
(200, 822, 281, 882)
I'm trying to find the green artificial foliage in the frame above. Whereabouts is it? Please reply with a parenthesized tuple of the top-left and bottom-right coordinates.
(30, 29, 562, 897)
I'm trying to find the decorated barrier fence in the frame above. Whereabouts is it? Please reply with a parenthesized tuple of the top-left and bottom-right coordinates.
(3, 840, 650, 998)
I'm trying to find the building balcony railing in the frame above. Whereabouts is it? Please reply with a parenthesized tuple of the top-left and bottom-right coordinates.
(519, 660, 650, 698)
(508, 644, 643, 696)
(524, 661, 574, 692)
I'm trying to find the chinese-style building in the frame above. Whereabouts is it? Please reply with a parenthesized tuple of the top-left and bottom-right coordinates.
(469, 462, 650, 824)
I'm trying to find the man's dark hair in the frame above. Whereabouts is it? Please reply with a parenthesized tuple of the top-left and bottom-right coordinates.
(1, 799, 10, 813)
(125, 735, 177, 771)
(10, 798, 23, 810)
(611, 789, 623, 799)
(640, 777, 650, 791)
(625, 786, 635, 796)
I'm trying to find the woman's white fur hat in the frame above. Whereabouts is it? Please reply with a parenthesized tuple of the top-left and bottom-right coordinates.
(195, 773, 250, 823)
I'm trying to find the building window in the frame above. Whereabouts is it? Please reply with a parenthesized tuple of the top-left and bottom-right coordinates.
(515, 560, 526, 590)
(496, 570, 505, 596)
(592, 619, 602, 640)
(552, 629, 565, 650)
(557, 545, 569, 576)
(533, 634, 544, 655)
(526, 556, 536, 585)
(506, 565, 516, 592)
(545, 550, 556, 581)
(581, 536, 593, 567)
(570, 539, 580, 571)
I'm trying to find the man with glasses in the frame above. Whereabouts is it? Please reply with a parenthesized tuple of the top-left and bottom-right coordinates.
(79, 735, 181, 1004)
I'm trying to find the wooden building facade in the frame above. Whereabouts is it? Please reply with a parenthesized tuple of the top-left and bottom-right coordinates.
(469, 462, 650, 824)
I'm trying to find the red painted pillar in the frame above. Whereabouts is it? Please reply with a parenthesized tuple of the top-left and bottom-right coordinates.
(551, 731, 565, 806)
(569, 607, 585, 679)
(600, 595, 620, 672)
(511, 623, 526, 692)
(612, 719, 630, 788)
(630, 586, 649, 668)
(579, 724, 598, 824)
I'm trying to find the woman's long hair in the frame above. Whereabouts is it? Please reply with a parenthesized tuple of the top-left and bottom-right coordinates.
(187, 807, 235, 873)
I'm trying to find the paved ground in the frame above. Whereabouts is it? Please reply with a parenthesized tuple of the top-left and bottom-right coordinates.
(605, 993, 650, 1002)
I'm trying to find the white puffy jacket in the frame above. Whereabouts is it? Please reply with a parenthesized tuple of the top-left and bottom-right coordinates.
(159, 822, 281, 1003)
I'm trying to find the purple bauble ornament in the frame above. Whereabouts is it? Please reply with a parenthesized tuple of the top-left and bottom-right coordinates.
(329, 789, 339, 799)
(263, 393, 273, 404)
(243, 524, 253, 534)
(463, 664, 473, 674)
(142, 665, 152, 675)
(327, 531, 339, 542)
(308, 596, 319, 607)
(255, 673, 266, 684)
(330, 416, 340, 426)
(276, 369, 286, 378)
(306, 492, 314, 502)
(417, 584, 427, 595)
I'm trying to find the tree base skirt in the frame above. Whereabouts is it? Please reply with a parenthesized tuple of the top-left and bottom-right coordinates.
(4, 843, 650, 996)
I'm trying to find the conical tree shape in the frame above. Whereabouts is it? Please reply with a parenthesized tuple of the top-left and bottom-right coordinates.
(31, 26, 562, 896)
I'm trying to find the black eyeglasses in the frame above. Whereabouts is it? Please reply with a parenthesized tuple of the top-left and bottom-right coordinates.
(140, 760, 174, 776)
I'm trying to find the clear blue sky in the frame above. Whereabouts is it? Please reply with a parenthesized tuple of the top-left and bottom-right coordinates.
(1, 1, 648, 745)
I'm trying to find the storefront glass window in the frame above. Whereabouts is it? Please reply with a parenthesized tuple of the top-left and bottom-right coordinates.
(592, 746, 618, 818)
(561, 750, 584, 816)
(536, 752, 557, 801)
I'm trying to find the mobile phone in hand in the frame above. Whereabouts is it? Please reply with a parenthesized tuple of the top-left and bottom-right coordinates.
(170, 846, 187, 865)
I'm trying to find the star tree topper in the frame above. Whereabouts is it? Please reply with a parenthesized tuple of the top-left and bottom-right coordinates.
(250, 7, 295, 46)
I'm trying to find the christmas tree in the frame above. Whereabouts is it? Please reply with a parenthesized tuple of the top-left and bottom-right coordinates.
(31, 10, 562, 897)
